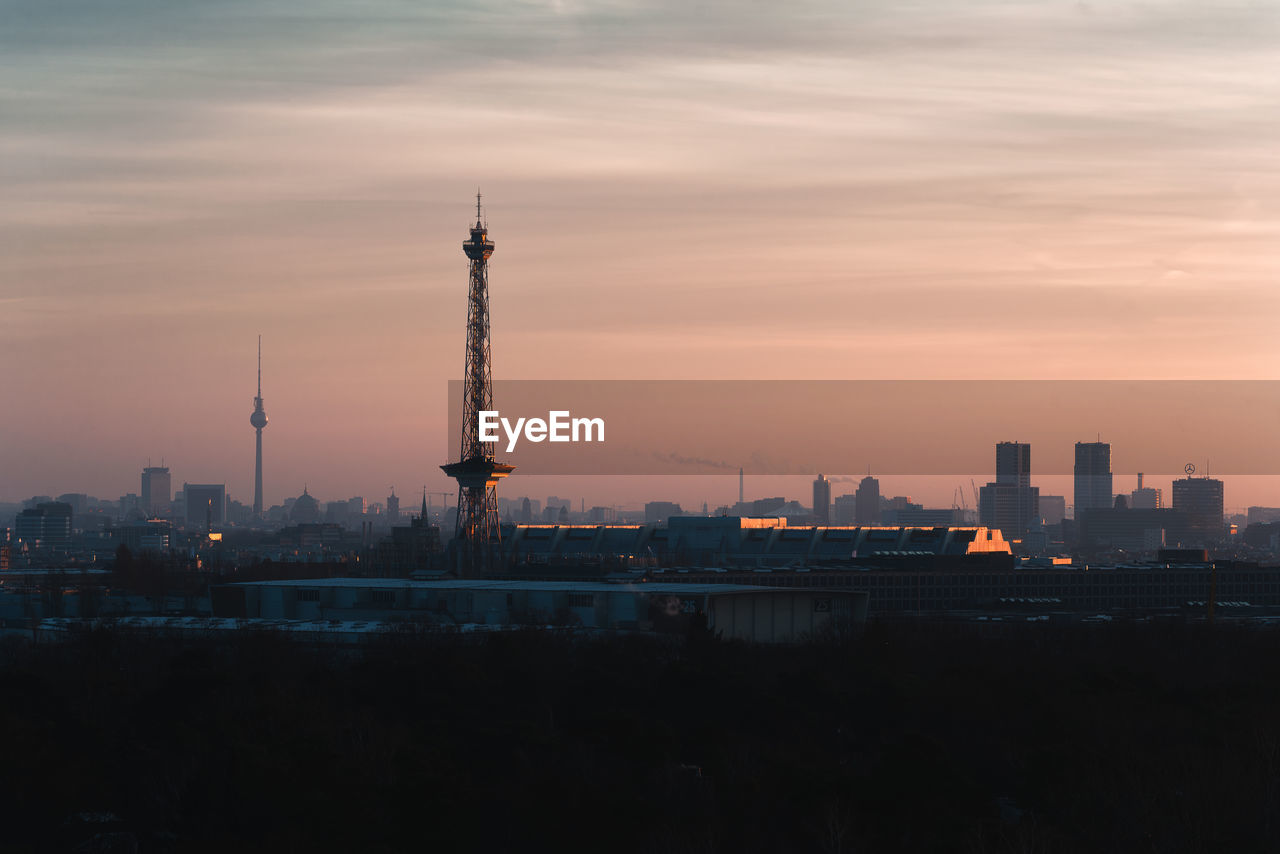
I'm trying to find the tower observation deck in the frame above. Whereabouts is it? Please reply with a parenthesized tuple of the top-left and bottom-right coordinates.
(442, 194, 513, 573)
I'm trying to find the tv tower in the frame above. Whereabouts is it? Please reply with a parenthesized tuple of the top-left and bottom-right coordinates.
(442, 193, 513, 574)
(249, 335, 268, 518)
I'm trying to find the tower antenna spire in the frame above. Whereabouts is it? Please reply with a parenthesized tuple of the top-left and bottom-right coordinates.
(257, 334, 262, 397)
(476, 189, 482, 224)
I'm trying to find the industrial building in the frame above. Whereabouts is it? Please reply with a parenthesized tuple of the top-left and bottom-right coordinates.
(504, 517, 1009, 569)
(210, 578, 869, 643)
(645, 559, 1280, 616)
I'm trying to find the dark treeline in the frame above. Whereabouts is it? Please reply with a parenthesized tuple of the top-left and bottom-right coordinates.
(2, 622, 1279, 853)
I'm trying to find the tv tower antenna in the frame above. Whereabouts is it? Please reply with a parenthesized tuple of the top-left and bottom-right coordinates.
(442, 193, 514, 574)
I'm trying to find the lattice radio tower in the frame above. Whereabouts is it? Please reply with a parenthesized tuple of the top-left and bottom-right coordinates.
(441, 193, 514, 574)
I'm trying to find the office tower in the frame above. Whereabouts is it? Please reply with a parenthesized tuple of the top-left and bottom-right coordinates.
(15, 502, 73, 552)
(855, 476, 881, 523)
(249, 336, 269, 518)
(832, 493, 858, 525)
(387, 489, 400, 525)
(141, 466, 172, 516)
(1039, 495, 1067, 526)
(996, 441, 1032, 487)
(1172, 476, 1225, 543)
(812, 474, 831, 524)
(1130, 473, 1163, 510)
(1074, 441, 1112, 516)
(441, 194, 514, 573)
(980, 442, 1039, 539)
(183, 483, 226, 529)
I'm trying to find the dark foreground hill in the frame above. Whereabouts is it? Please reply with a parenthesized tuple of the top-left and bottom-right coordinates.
(2, 621, 1278, 853)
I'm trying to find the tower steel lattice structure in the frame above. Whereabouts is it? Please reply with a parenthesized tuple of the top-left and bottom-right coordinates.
(249, 335, 268, 518)
(442, 194, 513, 574)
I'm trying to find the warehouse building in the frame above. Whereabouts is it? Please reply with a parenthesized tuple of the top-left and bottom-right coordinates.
(506, 518, 1010, 568)
(211, 578, 868, 643)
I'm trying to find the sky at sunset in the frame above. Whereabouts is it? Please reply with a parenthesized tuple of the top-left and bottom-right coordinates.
(4, 0, 1280, 511)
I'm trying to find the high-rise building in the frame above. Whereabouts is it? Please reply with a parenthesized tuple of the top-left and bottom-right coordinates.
(1172, 477, 1224, 544)
(997, 442, 1032, 487)
(980, 442, 1039, 539)
(119, 493, 142, 519)
(812, 474, 831, 524)
(249, 336, 269, 518)
(387, 489, 401, 525)
(15, 502, 73, 552)
(1074, 442, 1112, 517)
(832, 493, 858, 525)
(184, 483, 226, 529)
(855, 476, 880, 524)
(1039, 495, 1067, 526)
(1130, 473, 1163, 510)
(141, 466, 171, 516)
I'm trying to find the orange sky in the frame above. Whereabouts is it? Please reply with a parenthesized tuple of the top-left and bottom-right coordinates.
(3, 1, 1280, 511)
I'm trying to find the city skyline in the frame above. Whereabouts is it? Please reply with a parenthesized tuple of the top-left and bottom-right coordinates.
(6, 2, 1280, 506)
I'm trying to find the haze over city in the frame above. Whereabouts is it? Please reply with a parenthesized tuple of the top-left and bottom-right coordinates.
(5, 0, 1280, 508)
(11, 5, 1280, 851)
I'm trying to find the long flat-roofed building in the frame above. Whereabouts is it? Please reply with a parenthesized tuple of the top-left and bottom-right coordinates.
(211, 578, 869, 644)
(505, 517, 1009, 569)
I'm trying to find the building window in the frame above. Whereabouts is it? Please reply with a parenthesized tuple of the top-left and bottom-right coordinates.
(297, 589, 320, 602)
(568, 592, 594, 608)
(372, 589, 396, 605)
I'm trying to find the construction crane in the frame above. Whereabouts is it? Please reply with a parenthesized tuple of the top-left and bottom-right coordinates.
(953, 485, 970, 523)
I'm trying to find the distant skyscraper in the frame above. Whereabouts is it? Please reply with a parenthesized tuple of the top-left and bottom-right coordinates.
(249, 336, 269, 518)
(1172, 476, 1224, 543)
(387, 488, 400, 525)
(1073, 441, 1112, 517)
(184, 483, 226, 529)
(832, 493, 858, 525)
(1039, 495, 1067, 526)
(980, 442, 1039, 539)
(1130, 473, 1163, 510)
(855, 476, 880, 524)
(996, 442, 1032, 487)
(812, 474, 831, 524)
(141, 466, 171, 516)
